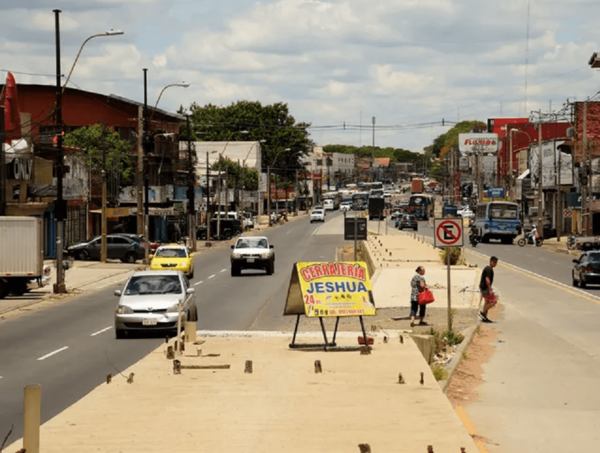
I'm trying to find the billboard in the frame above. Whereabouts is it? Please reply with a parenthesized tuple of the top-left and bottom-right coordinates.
(529, 140, 573, 187)
(458, 133, 499, 154)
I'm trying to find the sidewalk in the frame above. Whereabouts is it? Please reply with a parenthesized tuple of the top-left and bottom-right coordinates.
(3, 214, 483, 452)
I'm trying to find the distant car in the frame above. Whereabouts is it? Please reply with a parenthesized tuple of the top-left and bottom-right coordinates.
(68, 234, 144, 263)
(114, 270, 197, 338)
(230, 236, 275, 276)
(457, 207, 474, 218)
(149, 244, 195, 278)
(397, 214, 418, 231)
(390, 209, 402, 220)
(310, 209, 325, 223)
(323, 199, 334, 211)
(313, 205, 325, 214)
(572, 251, 600, 288)
(340, 201, 352, 212)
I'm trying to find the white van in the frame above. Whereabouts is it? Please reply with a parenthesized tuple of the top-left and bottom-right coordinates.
(323, 199, 334, 211)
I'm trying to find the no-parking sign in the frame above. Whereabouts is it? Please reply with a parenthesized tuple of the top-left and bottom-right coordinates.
(434, 218, 464, 248)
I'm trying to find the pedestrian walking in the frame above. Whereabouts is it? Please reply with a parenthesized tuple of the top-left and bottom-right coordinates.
(410, 266, 428, 327)
(479, 256, 499, 322)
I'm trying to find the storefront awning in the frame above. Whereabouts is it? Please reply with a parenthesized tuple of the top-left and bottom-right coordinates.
(517, 169, 530, 180)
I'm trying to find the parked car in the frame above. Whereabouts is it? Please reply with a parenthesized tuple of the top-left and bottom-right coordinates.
(310, 209, 325, 223)
(230, 236, 275, 276)
(68, 234, 144, 263)
(149, 244, 195, 278)
(113, 270, 197, 338)
(572, 251, 600, 288)
(397, 214, 418, 231)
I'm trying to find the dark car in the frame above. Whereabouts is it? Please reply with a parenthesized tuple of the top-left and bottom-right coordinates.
(196, 219, 243, 240)
(572, 251, 600, 288)
(68, 234, 144, 263)
(397, 214, 418, 231)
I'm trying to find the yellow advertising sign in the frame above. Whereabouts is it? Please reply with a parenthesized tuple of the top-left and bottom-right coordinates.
(283, 262, 376, 318)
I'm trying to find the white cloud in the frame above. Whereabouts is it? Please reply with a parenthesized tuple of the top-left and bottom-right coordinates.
(2, 0, 600, 150)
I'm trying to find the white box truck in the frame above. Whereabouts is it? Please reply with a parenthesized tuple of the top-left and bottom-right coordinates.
(0, 216, 50, 298)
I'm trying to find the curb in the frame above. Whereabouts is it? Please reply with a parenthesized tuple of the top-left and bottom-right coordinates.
(439, 323, 479, 392)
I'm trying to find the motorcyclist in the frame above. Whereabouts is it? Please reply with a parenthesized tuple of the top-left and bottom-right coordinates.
(528, 225, 538, 246)
(468, 219, 479, 246)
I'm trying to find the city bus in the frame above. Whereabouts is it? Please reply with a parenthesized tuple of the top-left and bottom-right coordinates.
(407, 194, 434, 220)
(473, 201, 520, 244)
(352, 191, 369, 210)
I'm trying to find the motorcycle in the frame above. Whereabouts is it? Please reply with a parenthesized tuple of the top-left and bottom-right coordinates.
(469, 227, 479, 247)
(468, 220, 479, 247)
(517, 227, 544, 247)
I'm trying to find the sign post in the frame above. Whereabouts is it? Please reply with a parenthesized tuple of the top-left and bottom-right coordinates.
(434, 218, 464, 332)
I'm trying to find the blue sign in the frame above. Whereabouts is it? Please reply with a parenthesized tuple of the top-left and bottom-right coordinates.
(486, 188, 505, 198)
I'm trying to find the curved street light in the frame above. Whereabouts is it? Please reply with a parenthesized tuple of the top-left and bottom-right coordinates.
(142, 78, 190, 264)
(62, 30, 124, 92)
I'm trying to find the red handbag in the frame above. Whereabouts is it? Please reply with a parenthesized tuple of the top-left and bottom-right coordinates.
(418, 288, 435, 305)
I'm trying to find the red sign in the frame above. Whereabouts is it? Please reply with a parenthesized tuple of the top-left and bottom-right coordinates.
(434, 219, 463, 247)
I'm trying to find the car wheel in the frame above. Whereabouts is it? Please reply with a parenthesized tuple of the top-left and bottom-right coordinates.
(414, 227, 418, 231)
(189, 268, 194, 279)
(198, 231, 207, 240)
(123, 252, 137, 264)
(266, 260, 274, 275)
(572, 273, 579, 287)
(580, 278, 587, 289)
(115, 329, 128, 339)
(76, 250, 89, 261)
(310, 220, 313, 223)
(230, 264, 238, 277)
(234, 229, 242, 236)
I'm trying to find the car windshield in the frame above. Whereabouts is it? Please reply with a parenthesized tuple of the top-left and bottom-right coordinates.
(236, 238, 268, 249)
(585, 253, 600, 263)
(155, 248, 187, 258)
(124, 275, 182, 295)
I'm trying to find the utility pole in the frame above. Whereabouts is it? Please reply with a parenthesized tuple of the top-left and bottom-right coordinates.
(206, 151, 211, 244)
(537, 110, 544, 236)
(267, 165, 272, 225)
(0, 107, 6, 216)
(53, 9, 67, 294)
(509, 129, 514, 201)
(143, 68, 150, 265)
(136, 106, 144, 236)
(100, 125, 107, 263)
(216, 156, 222, 238)
(186, 116, 196, 252)
(295, 169, 299, 216)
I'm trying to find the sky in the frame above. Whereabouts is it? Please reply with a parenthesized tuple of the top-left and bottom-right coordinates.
(2, 0, 600, 152)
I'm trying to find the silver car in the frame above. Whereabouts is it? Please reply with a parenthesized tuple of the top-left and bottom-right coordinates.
(114, 270, 197, 339)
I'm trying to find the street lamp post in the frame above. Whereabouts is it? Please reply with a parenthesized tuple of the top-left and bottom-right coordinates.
(205, 150, 217, 245)
(53, 10, 123, 293)
(141, 74, 189, 264)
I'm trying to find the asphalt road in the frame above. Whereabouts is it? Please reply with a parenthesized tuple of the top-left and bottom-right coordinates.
(0, 211, 347, 445)
(390, 215, 600, 452)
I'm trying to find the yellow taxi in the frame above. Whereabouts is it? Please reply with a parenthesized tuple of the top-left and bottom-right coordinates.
(149, 244, 195, 278)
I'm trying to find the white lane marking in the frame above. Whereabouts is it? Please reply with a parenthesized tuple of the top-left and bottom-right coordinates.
(37, 346, 69, 361)
(194, 280, 203, 286)
(90, 326, 113, 337)
(220, 269, 226, 273)
(208, 274, 216, 279)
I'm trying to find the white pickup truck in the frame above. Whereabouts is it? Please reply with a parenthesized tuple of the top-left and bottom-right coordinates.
(568, 235, 600, 251)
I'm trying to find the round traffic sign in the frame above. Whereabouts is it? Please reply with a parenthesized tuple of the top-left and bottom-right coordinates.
(564, 208, 572, 218)
(435, 219, 463, 246)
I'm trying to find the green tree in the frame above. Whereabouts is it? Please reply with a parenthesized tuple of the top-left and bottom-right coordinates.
(64, 124, 134, 183)
(180, 101, 313, 184)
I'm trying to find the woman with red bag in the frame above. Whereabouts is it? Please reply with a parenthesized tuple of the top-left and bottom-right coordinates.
(410, 266, 429, 327)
